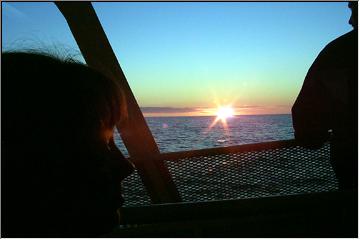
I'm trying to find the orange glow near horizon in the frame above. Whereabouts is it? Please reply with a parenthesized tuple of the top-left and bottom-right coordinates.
(141, 105, 291, 117)
(215, 106, 234, 121)
(207, 105, 234, 132)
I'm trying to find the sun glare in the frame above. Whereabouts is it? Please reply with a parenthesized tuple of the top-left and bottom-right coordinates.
(205, 105, 235, 134)
(216, 106, 234, 121)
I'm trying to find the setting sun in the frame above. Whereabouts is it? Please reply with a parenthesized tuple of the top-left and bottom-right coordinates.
(206, 105, 235, 133)
(216, 106, 234, 121)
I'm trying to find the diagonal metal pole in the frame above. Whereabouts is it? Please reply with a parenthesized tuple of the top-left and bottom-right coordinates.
(55, 2, 181, 204)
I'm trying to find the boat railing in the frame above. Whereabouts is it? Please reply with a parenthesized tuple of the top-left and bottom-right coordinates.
(54, 3, 339, 207)
(122, 139, 338, 207)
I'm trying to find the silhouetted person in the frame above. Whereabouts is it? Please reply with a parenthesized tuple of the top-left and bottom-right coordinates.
(292, 2, 357, 190)
(2, 52, 134, 237)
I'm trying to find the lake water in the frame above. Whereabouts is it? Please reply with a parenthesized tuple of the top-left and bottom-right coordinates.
(114, 114, 294, 156)
(118, 114, 338, 206)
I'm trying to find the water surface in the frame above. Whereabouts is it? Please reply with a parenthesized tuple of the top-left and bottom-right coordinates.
(114, 114, 294, 155)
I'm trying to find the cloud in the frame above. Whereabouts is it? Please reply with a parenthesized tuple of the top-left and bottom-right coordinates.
(141, 107, 204, 117)
(140, 105, 291, 117)
(141, 107, 197, 114)
(234, 105, 262, 109)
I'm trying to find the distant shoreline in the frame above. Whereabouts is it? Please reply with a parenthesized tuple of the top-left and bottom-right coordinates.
(144, 113, 291, 118)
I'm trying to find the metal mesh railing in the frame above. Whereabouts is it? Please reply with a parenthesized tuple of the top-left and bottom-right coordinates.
(122, 140, 337, 207)
(121, 169, 151, 206)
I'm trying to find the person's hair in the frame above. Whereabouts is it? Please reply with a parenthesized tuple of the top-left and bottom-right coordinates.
(3, 51, 128, 236)
(349, 1, 358, 28)
(3, 51, 126, 144)
(349, 1, 357, 10)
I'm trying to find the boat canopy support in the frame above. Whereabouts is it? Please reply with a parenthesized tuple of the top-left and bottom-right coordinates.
(55, 2, 181, 204)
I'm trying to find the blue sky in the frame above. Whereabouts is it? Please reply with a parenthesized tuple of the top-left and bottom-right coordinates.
(2, 2, 353, 116)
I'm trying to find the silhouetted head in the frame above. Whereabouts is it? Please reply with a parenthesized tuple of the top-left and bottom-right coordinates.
(349, 1, 357, 29)
(3, 51, 134, 236)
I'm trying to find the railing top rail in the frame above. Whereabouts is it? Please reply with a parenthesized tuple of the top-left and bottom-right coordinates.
(128, 139, 298, 162)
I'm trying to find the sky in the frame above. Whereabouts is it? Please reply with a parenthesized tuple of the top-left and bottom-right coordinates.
(2, 2, 353, 116)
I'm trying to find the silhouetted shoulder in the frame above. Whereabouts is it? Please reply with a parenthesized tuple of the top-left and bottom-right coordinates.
(327, 30, 356, 46)
(316, 30, 356, 67)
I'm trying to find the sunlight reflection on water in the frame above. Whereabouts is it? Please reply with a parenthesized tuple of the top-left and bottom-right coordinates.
(114, 114, 294, 156)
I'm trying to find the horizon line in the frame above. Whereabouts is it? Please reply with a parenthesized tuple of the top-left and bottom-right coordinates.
(143, 113, 291, 118)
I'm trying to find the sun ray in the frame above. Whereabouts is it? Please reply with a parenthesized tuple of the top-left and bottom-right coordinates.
(216, 106, 234, 121)
(203, 105, 234, 135)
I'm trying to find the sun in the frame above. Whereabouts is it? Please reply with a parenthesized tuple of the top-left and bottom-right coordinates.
(216, 106, 234, 121)
(205, 105, 235, 133)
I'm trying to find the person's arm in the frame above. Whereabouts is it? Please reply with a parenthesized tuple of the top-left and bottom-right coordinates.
(292, 50, 332, 149)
